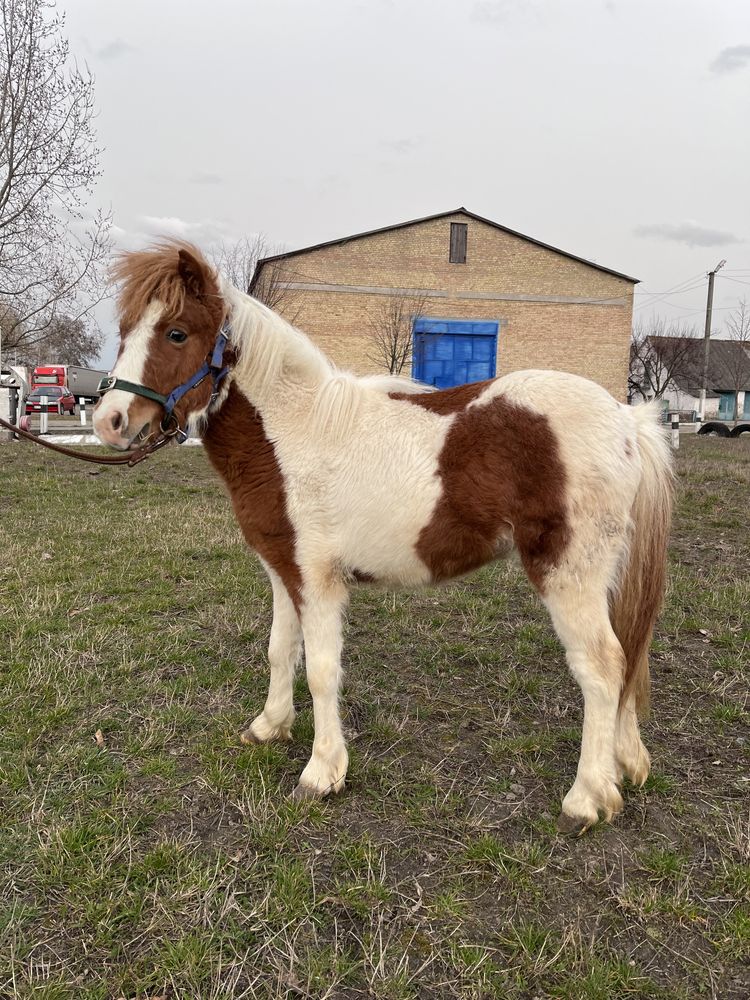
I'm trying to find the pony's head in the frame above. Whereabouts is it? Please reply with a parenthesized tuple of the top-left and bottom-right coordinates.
(93, 241, 228, 450)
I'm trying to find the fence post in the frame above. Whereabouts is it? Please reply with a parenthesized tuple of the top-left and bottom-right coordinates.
(80, 399, 87, 426)
(40, 395, 48, 435)
(671, 412, 679, 450)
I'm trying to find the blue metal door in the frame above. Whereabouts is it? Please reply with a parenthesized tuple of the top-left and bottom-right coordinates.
(718, 393, 735, 420)
(412, 319, 498, 388)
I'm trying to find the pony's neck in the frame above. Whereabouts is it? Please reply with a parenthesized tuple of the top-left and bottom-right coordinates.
(219, 278, 332, 408)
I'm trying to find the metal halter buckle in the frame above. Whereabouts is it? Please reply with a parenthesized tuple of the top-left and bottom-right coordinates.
(160, 412, 188, 444)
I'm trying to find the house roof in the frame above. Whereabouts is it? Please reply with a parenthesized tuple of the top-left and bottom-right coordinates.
(250, 207, 640, 288)
(650, 335, 750, 394)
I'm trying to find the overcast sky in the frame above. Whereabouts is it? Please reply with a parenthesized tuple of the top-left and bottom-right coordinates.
(61, 0, 750, 367)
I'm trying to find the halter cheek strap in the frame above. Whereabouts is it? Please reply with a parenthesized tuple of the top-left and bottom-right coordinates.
(97, 319, 232, 443)
(96, 378, 168, 408)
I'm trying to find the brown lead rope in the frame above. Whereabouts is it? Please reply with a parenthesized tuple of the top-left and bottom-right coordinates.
(0, 414, 177, 467)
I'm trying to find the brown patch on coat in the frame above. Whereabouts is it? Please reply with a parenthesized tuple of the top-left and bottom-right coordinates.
(397, 387, 570, 590)
(202, 382, 303, 609)
(390, 379, 491, 414)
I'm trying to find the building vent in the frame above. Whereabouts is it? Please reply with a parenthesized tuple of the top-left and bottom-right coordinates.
(449, 222, 468, 264)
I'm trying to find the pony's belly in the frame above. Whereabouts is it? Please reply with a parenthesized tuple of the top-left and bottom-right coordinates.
(340, 512, 516, 589)
(344, 546, 434, 589)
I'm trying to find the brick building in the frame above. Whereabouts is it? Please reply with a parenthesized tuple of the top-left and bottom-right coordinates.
(251, 208, 638, 400)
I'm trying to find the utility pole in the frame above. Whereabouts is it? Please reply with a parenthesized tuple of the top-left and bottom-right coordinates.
(698, 259, 726, 420)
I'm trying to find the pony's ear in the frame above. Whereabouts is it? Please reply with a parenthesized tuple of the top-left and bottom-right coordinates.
(178, 248, 207, 298)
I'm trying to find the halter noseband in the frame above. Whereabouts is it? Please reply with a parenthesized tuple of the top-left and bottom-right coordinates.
(97, 319, 232, 443)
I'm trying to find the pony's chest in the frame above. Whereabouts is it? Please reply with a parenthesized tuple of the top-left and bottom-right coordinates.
(231, 473, 289, 536)
(203, 393, 297, 549)
(211, 455, 301, 601)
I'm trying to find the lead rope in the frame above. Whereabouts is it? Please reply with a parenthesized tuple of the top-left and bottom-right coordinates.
(0, 414, 179, 467)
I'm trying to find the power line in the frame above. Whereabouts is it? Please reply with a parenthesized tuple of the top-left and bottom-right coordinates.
(633, 272, 705, 297)
(633, 278, 708, 310)
(676, 304, 735, 320)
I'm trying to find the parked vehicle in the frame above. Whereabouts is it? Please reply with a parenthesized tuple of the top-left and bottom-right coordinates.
(32, 365, 108, 402)
(697, 420, 750, 437)
(25, 385, 76, 415)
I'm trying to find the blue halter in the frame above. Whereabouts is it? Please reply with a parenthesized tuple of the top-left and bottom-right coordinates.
(97, 319, 232, 444)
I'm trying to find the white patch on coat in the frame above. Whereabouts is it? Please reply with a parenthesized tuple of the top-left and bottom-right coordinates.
(93, 301, 163, 441)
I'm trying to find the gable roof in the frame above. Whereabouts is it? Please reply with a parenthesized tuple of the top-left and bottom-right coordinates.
(251, 207, 640, 287)
(650, 335, 750, 394)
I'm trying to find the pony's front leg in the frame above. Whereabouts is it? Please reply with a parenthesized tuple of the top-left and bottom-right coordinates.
(241, 568, 301, 745)
(292, 583, 349, 800)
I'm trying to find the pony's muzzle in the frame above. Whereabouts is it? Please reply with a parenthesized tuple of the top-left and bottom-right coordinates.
(93, 398, 153, 451)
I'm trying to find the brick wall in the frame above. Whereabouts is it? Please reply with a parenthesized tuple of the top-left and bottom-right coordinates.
(257, 213, 635, 401)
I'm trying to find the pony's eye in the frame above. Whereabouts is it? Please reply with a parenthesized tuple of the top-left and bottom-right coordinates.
(167, 329, 187, 344)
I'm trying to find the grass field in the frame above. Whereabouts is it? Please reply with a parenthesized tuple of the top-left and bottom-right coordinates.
(0, 435, 748, 999)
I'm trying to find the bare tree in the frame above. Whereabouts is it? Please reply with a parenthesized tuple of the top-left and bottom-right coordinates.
(367, 290, 429, 375)
(210, 235, 270, 294)
(0, 0, 111, 363)
(22, 314, 101, 366)
(628, 317, 700, 401)
(211, 235, 301, 320)
(724, 298, 750, 420)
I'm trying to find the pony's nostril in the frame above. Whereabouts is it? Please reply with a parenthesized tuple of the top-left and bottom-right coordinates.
(110, 410, 123, 433)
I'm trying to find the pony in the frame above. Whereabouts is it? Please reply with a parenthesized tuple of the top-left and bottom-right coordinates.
(93, 240, 673, 835)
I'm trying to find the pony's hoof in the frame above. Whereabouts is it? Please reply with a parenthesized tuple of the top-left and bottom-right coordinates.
(557, 811, 594, 837)
(290, 779, 345, 802)
(290, 782, 324, 802)
(239, 722, 292, 745)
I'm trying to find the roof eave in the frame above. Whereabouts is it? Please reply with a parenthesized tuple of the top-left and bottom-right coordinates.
(251, 207, 640, 285)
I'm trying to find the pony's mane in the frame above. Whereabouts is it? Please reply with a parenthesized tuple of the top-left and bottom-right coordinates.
(111, 240, 218, 330)
(219, 278, 333, 392)
(219, 277, 434, 436)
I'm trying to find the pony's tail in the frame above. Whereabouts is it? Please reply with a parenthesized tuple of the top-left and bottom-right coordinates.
(611, 402, 674, 718)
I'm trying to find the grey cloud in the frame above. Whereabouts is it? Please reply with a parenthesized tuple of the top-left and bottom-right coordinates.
(94, 39, 136, 61)
(137, 215, 236, 248)
(710, 45, 750, 75)
(634, 221, 742, 248)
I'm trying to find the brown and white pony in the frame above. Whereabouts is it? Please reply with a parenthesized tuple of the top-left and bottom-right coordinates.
(93, 241, 673, 834)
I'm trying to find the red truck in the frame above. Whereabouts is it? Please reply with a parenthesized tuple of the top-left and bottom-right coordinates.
(32, 365, 108, 403)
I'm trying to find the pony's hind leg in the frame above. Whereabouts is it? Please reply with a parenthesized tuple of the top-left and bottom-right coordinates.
(543, 581, 626, 835)
(241, 568, 301, 745)
(616, 692, 651, 786)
